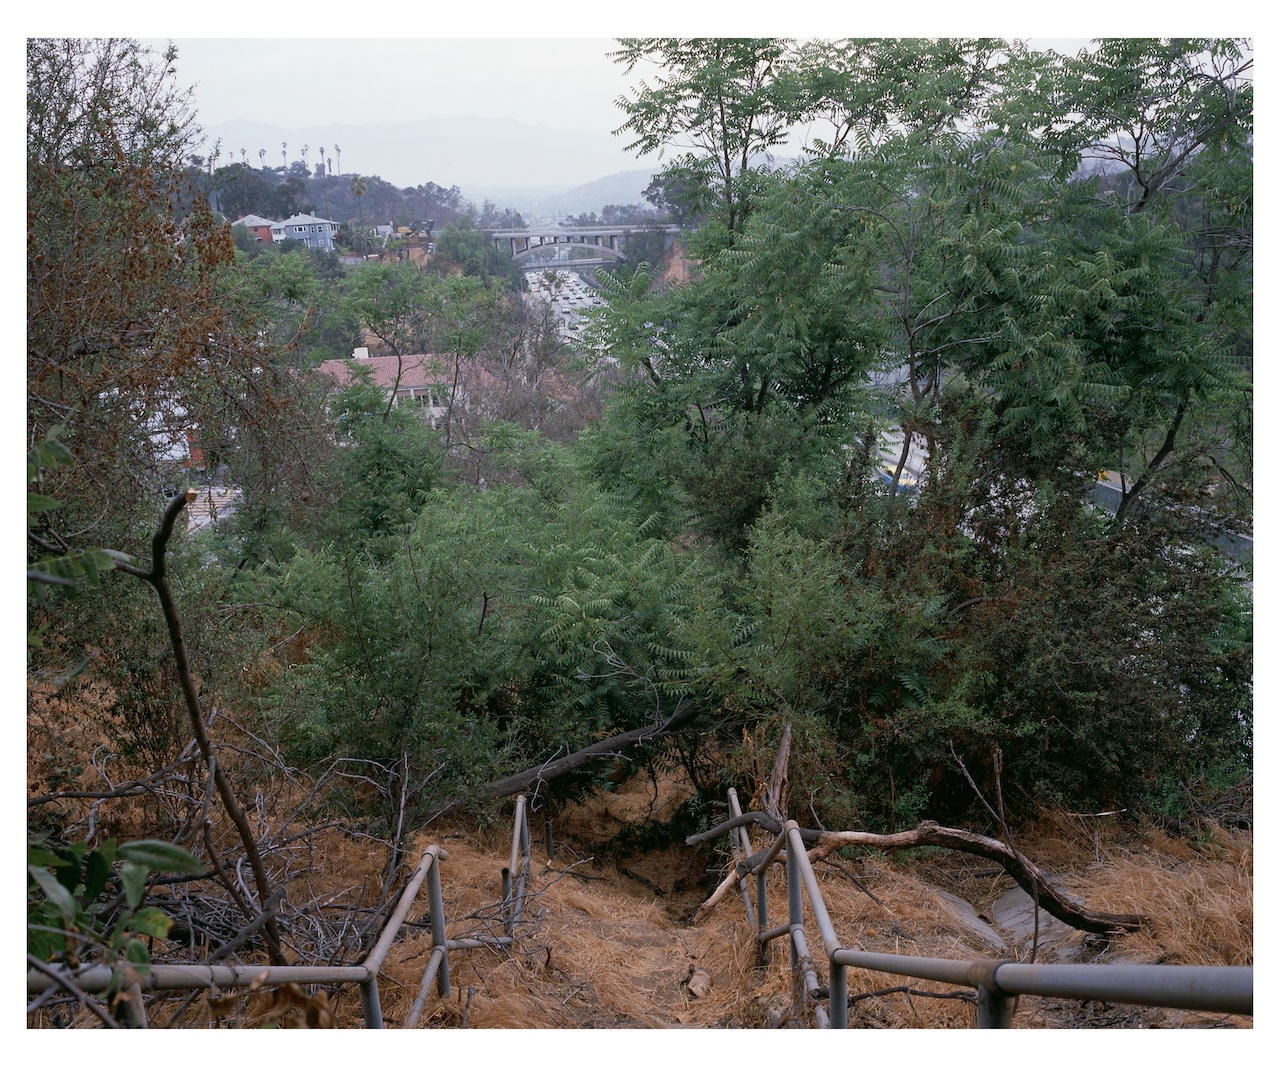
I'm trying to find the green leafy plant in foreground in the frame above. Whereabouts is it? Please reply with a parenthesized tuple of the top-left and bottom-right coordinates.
(28, 835, 205, 1016)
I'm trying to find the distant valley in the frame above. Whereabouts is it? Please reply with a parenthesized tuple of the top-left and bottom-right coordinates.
(200, 116, 658, 216)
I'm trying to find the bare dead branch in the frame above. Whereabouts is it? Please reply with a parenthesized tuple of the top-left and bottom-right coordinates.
(26, 955, 120, 1029)
(691, 819, 1144, 933)
(119, 490, 287, 966)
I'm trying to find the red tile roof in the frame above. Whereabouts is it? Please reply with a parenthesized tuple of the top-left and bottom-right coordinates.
(316, 354, 451, 392)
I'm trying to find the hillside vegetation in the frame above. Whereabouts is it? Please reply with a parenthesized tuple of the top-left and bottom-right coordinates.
(27, 37, 1251, 1028)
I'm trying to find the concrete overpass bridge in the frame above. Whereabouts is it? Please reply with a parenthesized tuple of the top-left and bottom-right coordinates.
(515, 258, 615, 274)
(489, 224, 683, 265)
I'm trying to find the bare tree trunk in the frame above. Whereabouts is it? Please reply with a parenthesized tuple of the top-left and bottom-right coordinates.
(116, 490, 288, 965)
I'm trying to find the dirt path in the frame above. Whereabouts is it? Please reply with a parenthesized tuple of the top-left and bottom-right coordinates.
(366, 774, 1251, 1030)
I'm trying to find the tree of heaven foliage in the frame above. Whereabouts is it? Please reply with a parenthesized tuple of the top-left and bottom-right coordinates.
(578, 37, 1251, 826)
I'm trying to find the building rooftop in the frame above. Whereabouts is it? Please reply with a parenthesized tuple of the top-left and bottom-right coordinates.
(316, 353, 450, 392)
(274, 212, 339, 229)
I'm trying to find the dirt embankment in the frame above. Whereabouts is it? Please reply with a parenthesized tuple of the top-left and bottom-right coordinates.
(646, 236, 698, 292)
(361, 769, 1253, 1030)
(26, 697, 1252, 1029)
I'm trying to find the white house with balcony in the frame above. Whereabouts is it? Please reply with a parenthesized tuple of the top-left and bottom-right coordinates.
(271, 212, 340, 251)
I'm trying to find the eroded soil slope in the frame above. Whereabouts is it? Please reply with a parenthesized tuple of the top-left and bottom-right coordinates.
(359, 769, 1253, 1029)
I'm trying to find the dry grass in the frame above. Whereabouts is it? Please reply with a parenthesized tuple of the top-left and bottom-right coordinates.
(27, 692, 1252, 1030)
(1064, 825, 1253, 968)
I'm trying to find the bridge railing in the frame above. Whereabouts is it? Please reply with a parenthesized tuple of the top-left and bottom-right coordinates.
(707, 790, 1253, 1028)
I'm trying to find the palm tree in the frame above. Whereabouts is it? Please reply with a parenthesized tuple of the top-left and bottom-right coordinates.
(332, 144, 341, 175)
(301, 144, 309, 171)
(350, 174, 368, 253)
(240, 147, 247, 165)
(258, 148, 266, 169)
(281, 141, 287, 169)
(319, 146, 326, 176)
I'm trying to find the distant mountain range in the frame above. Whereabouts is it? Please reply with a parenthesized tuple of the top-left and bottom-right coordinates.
(460, 169, 660, 219)
(200, 117, 654, 198)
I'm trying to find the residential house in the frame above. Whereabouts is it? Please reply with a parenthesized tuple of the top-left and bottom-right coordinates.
(234, 214, 276, 243)
(315, 349, 459, 428)
(272, 212, 341, 251)
(315, 347, 587, 451)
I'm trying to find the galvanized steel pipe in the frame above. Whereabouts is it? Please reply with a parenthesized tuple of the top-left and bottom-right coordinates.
(992, 963, 1252, 1015)
(509, 794, 527, 877)
(365, 846, 445, 977)
(404, 946, 447, 1028)
(829, 948, 982, 988)
(426, 851, 450, 998)
(786, 823, 842, 959)
(727, 788, 758, 932)
(28, 963, 372, 994)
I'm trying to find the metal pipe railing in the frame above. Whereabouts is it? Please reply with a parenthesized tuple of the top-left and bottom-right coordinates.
(360, 843, 449, 1027)
(726, 789, 758, 936)
(28, 843, 451, 1029)
(33, 794, 545, 1029)
(989, 962, 1253, 1015)
(25, 963, 375, 994)
(503, 794, 533, 939)
(705, 801, 1253, 1028)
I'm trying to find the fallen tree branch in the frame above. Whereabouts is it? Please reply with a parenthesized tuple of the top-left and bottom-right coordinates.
(204, 886, 288, 963)
(427, 701, 702, 820)
(26, 955, 120, 1029)
(814, 982, 976, 1004)
(690, 820, 1144, 933)
(617, 867, 664, 895)
(27, 751, 198, 807)
(762, 721, 791, 824)
(686, 810, 821, 847)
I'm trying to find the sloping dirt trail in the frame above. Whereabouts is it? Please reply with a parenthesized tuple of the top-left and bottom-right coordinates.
(357, 768, 1251, 1029)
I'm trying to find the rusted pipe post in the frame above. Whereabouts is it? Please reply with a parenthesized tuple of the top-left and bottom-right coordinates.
(509, 795, 526, 877)
(787, 834, 802, 1025)
(757, 865, 769, 961)
(506, 795, 528, 938)
(517, 806, 531, 927)
(360, 978, 383, 1029)
(789, 925, 828, 1028)
(971, 961, 1015, 1027)
(733, 789, 769, 965)
(426, 851, 450, 998)
(726, 788, 760, 954)
(976, 984, 1016, 1028)
(122, 980, 146, 1028)
(829, 956, 848, 1029)
(785, 821, 847, 1027)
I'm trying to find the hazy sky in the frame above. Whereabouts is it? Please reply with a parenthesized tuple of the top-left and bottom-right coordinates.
(152, 39, 651, 135)
(156, 36, 1095, 134)
(142, 35, 1098, 190)
(148, 38, 669, 187)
